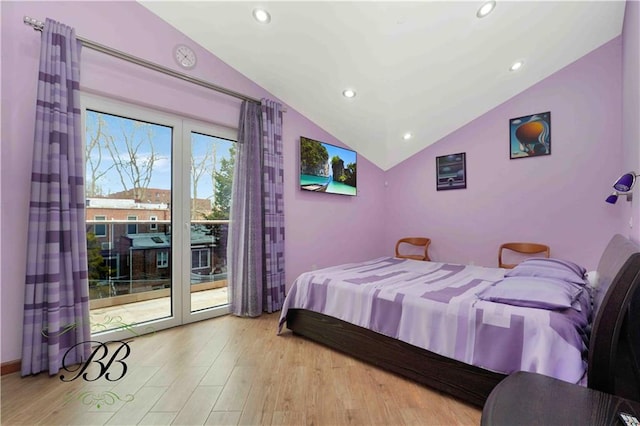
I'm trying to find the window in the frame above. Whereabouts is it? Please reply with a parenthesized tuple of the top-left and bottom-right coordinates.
(127, 215, 138, 234)
(150, 215, 158, 231)
(191, 248, 211, 270)
(94, 215, 107, 237)
(157, 251, 169, 268)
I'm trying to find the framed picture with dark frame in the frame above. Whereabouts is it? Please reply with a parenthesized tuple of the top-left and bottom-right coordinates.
(509, 111, 551, 159)
(436, 152, 466, 191)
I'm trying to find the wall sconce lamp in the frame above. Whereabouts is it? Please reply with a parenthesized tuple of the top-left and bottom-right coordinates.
(606, 191, 633, 204)
(605, 172, 639, 204)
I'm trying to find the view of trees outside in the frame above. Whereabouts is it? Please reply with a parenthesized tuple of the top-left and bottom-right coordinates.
(85, 110, 235, 217)
(190, 133, 236, 220)
(85, 110, 236, 304)
(85, 111, 171, 199)
(205, 144, 236, 220)
(190, 135, 235, 313)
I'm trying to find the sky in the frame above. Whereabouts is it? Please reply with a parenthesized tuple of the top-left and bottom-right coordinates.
(320, 140, 357, 167)
(85, 110, 234, 201)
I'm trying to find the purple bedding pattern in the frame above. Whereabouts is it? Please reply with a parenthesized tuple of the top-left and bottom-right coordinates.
(279, 257, 592, 384)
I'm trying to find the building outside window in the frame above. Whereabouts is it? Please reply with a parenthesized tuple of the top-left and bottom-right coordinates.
(157, 251, 169, 268)
(94, 215, 107, 237)
(191, 248, 211, 270)
(127, 215, 138, 234)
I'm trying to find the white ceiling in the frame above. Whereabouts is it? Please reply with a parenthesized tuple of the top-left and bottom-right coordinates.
(139, 1, 626, 171)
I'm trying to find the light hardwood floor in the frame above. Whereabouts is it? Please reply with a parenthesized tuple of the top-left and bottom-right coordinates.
(1, 313, 481, 425)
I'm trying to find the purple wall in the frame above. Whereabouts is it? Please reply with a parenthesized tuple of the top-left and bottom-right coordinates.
(0, 2, 387, 363)
(384, 36, 625, 270)
(622, 0, 640, 243)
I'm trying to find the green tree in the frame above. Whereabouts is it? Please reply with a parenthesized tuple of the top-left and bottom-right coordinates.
(86, 232, 108, 281)
(300, 138, 328, 174)
(208, 145, 236, 220)
(344, 162, 357, 187)
(331, 155, 346, 182)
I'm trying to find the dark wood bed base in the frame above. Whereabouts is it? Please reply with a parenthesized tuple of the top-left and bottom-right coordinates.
(286, 308, 506, 406)
(284, 234, 640, 407)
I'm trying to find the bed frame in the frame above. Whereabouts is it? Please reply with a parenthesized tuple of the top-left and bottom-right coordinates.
(283, 234, 640, 407)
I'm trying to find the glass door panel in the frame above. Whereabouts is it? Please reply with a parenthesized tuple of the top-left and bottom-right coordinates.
(85, 107, 175, 335)
(189, 132, 235, 313)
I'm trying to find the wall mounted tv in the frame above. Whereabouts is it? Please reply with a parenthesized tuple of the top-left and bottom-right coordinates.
(299, 136, 357, 196)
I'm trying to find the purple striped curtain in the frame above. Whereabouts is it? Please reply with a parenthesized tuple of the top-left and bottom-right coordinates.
(22, 19, 90, 376)
(228, 101, 264, 316)
(261, 99, 285, 312)
(228, 99, 285, 316)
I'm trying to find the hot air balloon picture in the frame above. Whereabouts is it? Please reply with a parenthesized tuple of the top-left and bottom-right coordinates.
(509, 112, 551, 159)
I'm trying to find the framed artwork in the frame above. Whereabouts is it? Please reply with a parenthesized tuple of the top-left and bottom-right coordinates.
(509, 111, 551, 159)
(436, 152, 466, 191)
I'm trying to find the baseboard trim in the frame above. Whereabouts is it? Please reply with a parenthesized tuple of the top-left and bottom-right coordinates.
(1, 360, 21, 375)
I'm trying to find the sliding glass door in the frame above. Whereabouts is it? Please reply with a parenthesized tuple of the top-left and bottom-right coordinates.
(183, 125, 236, 323)
(185, 130, 235, 316)
(82, 93, 235, 341)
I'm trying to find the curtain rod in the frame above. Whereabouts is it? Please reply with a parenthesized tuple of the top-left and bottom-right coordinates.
(23, 16, 262, 105)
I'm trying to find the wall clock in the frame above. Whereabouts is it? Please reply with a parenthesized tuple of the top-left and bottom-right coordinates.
(174, 44, 197, 69)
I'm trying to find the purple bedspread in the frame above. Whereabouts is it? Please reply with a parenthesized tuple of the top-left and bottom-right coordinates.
(279, 257, 591, 384)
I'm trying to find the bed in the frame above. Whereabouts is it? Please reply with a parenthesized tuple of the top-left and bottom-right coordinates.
(278, 234, 640, 407)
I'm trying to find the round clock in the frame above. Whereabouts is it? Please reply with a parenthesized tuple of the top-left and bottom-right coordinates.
(174, 44, 197, 69)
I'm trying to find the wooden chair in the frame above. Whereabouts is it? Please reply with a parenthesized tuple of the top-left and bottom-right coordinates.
(498, 242, 550, 269)
(395, 237, 431, 261)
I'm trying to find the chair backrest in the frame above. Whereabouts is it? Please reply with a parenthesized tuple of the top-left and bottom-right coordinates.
(498, 242, 550, 268)
(395, 237, 431, 261)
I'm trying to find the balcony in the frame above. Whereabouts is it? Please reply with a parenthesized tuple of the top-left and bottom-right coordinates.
(89, 287, 229, 328)
(86, 218, 229, 329)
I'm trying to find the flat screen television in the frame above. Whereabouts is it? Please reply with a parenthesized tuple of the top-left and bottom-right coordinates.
(299, 136, 357, 196)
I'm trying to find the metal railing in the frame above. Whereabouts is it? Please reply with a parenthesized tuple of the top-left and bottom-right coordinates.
(86, 218, 229, 300)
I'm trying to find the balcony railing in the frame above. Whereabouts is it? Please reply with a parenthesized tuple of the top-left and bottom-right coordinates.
(86, 218, 229, 307)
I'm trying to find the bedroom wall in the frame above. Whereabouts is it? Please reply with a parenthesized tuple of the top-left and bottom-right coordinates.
(621, 0, 640, 244)
(383, 36, 625, 270)
(0, 1, 387, 364)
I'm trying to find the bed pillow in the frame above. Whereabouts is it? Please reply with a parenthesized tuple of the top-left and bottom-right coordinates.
(505, 258, 587, 286)
(519, 258, 587, 277)
(505, 264, 587, 285)
(477, 276, 584, 310)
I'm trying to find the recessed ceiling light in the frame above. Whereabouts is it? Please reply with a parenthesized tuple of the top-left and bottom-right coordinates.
(253, 8, 271, 24)
(476, 1, 496, 18)
(510, 60, 524, 71)
(342, 89, 356, 98)
(403, 132, 412, 140)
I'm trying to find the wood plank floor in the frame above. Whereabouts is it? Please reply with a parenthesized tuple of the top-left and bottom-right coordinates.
(1, 313, 481, 425)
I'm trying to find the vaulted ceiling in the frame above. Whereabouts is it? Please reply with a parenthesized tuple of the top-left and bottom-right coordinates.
(139, 1, 626, 170)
